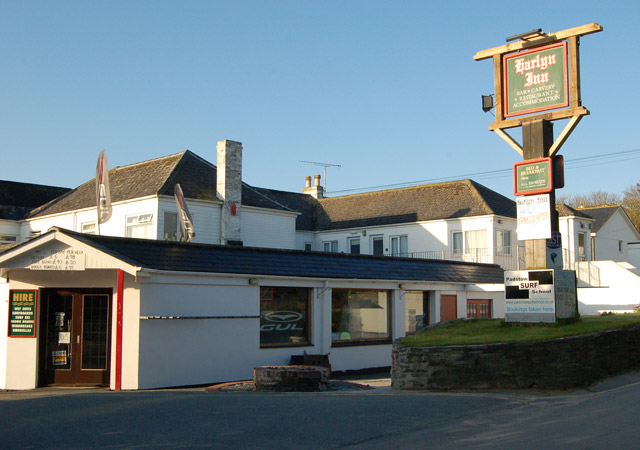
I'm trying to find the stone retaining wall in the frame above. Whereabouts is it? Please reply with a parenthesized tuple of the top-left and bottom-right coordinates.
(392, 325, 640, 390)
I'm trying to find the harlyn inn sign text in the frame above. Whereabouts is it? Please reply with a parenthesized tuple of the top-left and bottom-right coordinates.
(504, 41, 569, 117)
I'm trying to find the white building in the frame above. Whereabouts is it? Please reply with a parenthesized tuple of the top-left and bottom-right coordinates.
(0, 227, 503, 390)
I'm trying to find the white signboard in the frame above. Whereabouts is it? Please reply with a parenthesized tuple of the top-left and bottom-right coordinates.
(517, 194, 551, 240)
(30, 248, 85, 271)
(505, 270, 555, 323)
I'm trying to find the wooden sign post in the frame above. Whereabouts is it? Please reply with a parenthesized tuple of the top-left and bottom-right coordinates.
(474, 23, 602, 270)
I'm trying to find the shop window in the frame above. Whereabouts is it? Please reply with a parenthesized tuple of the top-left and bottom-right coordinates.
(405, 291, 429, 334)
(323, 241, 338, 252)
(467, 299, 491, 319)
(260, 287, 310, 347)
(125, 213, 154, 239)
(331, 289, 390, 344)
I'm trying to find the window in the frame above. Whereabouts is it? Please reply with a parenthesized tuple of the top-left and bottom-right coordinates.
(323, 241, 338, 252)
(578, 232, 587, 261)
(452, 232, 463, 254)
(331, 289, 390, 344)
(164, 212, 179, 241)
(452, 230, 487, 255)
(260, 287, 310, 347)
(497, 230, 511, 255)
(391, 235, 408, 257)
(467, 299, 492, 319)
(304, 242, 313, 251)
(125, 213, 154, 239)
(372, 236, 384, 256)
(405, 291, 429, 334)
(619, 240, 624, 252)
(348, 237, 360, 254)
(0, 234, 17, 244)
(464, 230, 487, 254)
(81, 222, 96, 235)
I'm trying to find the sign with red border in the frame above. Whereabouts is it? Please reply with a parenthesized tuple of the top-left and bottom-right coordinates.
(8, 290, 38, 337)
(514, 157, 553, 196)
(503, 41, 569, 118)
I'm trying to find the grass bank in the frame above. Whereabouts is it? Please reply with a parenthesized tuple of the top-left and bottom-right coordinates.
(400, 314, 640, 347)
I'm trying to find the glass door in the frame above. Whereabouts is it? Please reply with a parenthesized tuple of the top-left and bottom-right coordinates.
(39, 289, 112, 386)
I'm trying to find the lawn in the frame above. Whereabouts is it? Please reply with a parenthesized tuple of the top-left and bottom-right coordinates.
(400, 314, 640, 347)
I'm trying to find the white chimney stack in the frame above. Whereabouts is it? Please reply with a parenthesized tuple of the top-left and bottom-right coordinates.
(217, 139, 243, 246)
(303, 174, 324, 199)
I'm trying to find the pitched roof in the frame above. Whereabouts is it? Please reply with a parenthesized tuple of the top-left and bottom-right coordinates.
(0, 180, 71, 220)
(27, 151, 291, 219)
(576, 205, 623, 233)
(18, 227, 504, 284)
(313, 179, 516, 230)
(556, 203, 593, 219)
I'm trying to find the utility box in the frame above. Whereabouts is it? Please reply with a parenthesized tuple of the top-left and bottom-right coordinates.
(504, 269, 578, 323)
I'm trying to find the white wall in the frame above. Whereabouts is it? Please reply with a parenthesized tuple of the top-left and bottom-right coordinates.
(560, 216, 593, 263)
(312, 215, 518, 264)
(22, 197, 160, 240)
(157, 197, 220, 244)
(592, 211, 639, 262)
(577, 261, 640, 315)
(241, 208, 297, 249)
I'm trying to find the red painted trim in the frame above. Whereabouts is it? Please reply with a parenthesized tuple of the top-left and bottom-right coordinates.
(115, 269, 124, 391)
(513, 157, 554, 196)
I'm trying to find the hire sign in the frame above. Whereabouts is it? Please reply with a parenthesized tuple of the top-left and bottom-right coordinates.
(8, 290, 38, 337)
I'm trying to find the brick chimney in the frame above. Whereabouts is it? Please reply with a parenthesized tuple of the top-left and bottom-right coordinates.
(217, 139, 243, 246)
(302, 174, 324, 199)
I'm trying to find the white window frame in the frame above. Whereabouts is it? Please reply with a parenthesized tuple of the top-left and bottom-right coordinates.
(81, 222, 97, 235)
(496, 230, 512, 255)
(0, 234, 18, 244)
(390, 235, 408, 257)
(371, 235, 384, 256)
(125, 213, 154, 239)
(323, 240, 338, 252)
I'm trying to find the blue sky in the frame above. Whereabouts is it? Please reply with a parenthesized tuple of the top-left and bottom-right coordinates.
(2, 1, 638, 200)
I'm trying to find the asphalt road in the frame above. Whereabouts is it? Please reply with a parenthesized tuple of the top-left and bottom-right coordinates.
(2, 371, 640, 449)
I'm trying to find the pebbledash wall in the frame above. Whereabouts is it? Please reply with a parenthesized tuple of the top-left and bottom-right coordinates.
(391, 325, 640, 390)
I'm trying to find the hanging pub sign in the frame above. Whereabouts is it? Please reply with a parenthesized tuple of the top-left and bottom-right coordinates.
(8, 290, 38, 337)
(503, 41, 569, 118)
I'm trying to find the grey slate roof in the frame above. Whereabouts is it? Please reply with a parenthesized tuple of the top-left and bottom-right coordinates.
(27, 151, 291, 218)
(0, 180, 71, 220)
(313, 179, 517, 230)
(40, 228, 504, 284)
(576, 205, 621, 233)
(556, 203, 593, 219)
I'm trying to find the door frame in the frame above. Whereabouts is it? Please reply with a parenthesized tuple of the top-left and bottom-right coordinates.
(38, 288, 113, 387)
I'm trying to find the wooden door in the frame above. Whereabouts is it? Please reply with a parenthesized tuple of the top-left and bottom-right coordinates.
(440, 295, 457, 322)
(39, 289, 112, 387)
